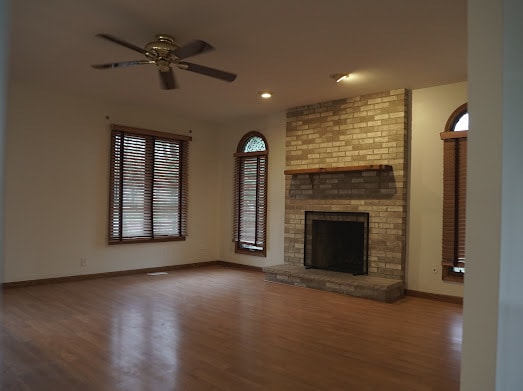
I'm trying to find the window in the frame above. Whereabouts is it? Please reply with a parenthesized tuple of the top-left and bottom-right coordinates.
(233, 132, 268, 256)
(109, 124, 191, 244)
(440, 104, 468, 281)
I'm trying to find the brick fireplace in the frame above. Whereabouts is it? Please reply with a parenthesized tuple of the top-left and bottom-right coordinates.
(264, 89, 409, 302)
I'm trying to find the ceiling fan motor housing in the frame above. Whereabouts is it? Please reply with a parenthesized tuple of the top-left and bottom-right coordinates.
(145, 34, 179, 57)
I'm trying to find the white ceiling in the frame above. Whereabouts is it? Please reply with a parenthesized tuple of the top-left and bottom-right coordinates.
(8, 0, 467, 123)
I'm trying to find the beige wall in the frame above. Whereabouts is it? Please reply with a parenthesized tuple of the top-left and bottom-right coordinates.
(407, 82, 467, 296)
(4, 82, 286, 283)
(4, 82, 222, 282)
(5, 79, 469, 300)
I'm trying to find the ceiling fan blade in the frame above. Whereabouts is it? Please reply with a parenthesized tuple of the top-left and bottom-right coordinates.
(178, 62, 237, 82)
(159, 68, 177, 90)
(96, 34, 147, 55)
(174, 40, 214, 60)
(91, 60, 155, 69)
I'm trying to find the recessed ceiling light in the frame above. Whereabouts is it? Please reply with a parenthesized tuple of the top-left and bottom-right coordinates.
(330, 73, 350, 83)
(259, 91, 273, 99)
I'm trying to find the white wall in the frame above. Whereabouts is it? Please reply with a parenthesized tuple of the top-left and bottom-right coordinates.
(462, 0, 523, 389)
(217, 113, 286, 268)
(4, 82, 221, 282)
(407, 82, 467, 297)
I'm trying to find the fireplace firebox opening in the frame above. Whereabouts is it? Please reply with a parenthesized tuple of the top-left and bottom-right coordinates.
(304, 211, 369, 275)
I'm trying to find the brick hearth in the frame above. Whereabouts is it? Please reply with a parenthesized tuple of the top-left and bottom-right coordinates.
(264, 264, 404, 302)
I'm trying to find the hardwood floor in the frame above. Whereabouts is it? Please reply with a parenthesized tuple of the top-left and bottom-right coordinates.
(0, 266, 462, 390)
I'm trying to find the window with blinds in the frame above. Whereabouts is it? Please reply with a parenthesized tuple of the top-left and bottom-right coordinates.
(109, 124, 191, 244)
(440, 104, 468, 281)
(233, 132, 268, 256)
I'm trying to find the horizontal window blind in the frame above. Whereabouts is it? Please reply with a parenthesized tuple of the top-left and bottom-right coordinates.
(441, 136, 467, 266)
(236, 155, 267, 249)
(109, 125, 190, 244)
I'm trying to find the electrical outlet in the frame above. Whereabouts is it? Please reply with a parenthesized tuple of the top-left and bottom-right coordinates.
(80, 257, 88, 267)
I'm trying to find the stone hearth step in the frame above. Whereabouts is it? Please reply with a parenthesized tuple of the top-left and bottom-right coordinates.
(263, 264, 404, 303)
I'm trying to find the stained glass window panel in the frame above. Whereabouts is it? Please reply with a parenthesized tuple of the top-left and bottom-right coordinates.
(243, 136, 266, 152)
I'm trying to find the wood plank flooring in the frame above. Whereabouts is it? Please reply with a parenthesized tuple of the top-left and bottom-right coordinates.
(0, 266, 462, 390)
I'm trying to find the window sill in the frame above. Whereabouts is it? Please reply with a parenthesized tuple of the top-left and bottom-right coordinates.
(235, 248, 266, 257)
(109, 236, 186, 245)
(442, 265, 464, 283)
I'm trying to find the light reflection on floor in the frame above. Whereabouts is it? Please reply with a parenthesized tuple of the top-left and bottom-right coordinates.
(111, 299, 179, 388)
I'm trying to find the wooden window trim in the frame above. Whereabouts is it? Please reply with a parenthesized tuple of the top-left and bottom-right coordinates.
(234, 151, 268, 158)
(444, 103, 468, 131)
(110, 124, 192, 141)
(233, 131, 268, 257)
(108, 124, 190, 244)
(441, 104, 467, 282)
(440, 130, 468, 140)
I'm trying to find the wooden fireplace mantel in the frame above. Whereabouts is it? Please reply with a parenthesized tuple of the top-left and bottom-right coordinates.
(283, 164, 392, 175)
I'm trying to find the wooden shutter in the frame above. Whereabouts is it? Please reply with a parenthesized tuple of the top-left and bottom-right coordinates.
(109, 125, 190, 244)
(440, 131, 467, 268)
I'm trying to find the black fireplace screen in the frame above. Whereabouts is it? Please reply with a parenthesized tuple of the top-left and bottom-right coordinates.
(304, 211, 369, 275)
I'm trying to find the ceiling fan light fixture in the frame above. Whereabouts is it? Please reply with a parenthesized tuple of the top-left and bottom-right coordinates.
(331, 73, 350, 83)
(259, 91, 273, 99)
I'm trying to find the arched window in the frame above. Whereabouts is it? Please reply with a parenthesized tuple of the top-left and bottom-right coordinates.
(440, 103, 468, 281)
(233, 132, 268, 256)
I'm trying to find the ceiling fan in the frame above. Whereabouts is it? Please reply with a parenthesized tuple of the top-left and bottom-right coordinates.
(91, 33, 237, 90)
